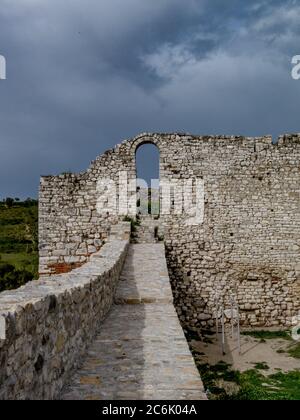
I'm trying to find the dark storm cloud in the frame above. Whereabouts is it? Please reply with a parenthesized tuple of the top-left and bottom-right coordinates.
(0, 0, 300, 198)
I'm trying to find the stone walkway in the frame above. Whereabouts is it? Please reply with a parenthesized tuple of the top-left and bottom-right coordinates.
(61, 244, 206, 400)
(131, 215, 162, 244)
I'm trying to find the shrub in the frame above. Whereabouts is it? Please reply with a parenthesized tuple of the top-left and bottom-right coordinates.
(0, 262, 33, 292)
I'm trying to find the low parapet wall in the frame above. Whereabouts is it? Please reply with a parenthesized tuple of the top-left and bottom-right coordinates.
(0, 222, 130, 400)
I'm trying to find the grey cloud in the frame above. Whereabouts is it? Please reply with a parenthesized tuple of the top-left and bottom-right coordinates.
(0, 0, 300, 198)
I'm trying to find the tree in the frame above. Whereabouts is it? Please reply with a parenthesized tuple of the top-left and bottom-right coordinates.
(5, 197, 14, 208)
(24, 209, 38, 253)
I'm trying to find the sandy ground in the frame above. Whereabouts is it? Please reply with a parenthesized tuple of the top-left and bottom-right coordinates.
(190, 332, 300, 374)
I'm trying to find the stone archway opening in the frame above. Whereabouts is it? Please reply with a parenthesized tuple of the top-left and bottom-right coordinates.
(135, 143, 160, 216)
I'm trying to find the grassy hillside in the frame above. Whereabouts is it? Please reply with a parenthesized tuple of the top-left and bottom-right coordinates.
(0, 199, 38, 292)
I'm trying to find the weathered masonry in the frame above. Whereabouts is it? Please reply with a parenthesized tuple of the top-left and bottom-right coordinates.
(0, 224, 206, 400)
(39, 133, 300, 328)
(0, 223, 130, 399)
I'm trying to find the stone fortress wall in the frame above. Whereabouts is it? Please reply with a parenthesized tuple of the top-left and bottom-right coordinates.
(0, 223, 130, 400)
(39, 133, 300, 328)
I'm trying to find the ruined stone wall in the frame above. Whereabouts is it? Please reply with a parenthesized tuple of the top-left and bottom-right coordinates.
(161, 134, 300, 328)
(39, 144, 136, 275)
(39, 133, 300, 328)
(0, 223, 130, 400)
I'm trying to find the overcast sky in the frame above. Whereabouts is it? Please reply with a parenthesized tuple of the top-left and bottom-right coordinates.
(0, 0, 300, 198)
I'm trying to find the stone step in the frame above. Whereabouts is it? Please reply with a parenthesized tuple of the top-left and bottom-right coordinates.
(131, 216, 162, 244)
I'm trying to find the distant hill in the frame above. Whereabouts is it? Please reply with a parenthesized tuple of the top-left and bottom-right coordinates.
(0, 198, 38, 292)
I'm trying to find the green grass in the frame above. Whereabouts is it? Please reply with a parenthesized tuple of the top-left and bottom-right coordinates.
(0, 200, 38, 289)
(0, 252, 38, 272)
(254, 362, 270, 371)
(187, 328, 300, 400)
(242, 330, 300, 360)
(287, 343, 300, 359)
(233, 369, 300, 400)
(195, 358, 300, 400)
(242, 330, 292, 341)
(196, 361, 240, 398)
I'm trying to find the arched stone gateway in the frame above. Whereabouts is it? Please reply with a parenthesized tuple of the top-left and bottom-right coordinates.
(39, 132, 300, 328)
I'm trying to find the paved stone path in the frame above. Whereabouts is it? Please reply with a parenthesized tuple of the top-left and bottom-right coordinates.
(131, 215, 160, 244)
(61, 244, 206, 400)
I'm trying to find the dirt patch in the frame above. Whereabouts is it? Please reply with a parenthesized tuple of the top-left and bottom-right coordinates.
(186, 329, 300, 400)
(190, 332, 299, 375)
